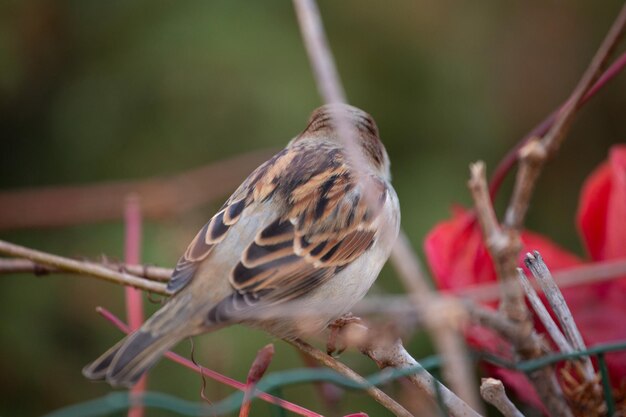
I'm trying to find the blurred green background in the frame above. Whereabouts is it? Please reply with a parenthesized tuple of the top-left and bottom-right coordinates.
(1, 1, 625, 416)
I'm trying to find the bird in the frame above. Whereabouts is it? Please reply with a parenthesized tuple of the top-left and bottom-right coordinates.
(83, 103, 401, 387)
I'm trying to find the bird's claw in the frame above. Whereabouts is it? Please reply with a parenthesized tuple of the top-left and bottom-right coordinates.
(326, 313, 362, 356)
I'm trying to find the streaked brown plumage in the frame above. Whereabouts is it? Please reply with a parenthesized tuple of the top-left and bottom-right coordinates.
(83, 103, 400, 387)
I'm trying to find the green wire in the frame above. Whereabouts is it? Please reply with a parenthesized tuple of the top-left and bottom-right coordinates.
(597, 353, 616, 416)
(43, 341, 626, 417)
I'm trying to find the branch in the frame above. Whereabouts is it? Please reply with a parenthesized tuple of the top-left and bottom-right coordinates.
(292, 0, 380, 210)
(0, 149, 274, 230)
(467, 163, 573, 417)
(240, 344, 275, 417)
(503, 3, 626, 230)
(328, 319, 483, 417)
(523, 252, 597, 381)
(362, 339, 482, 417)
(391, 232, 483, 412)
(0, 257, 172, 281)
(124, 196, 147, 417)
(516, 268, 573, 355)
(480, 378, 525, 417)
(284, 338, 415, 417)
(390, 230, 432, 295)
(468, 162, 526, 322)
(0, 239, 169, 295)
(292, 1, 483, 413)
(521, 253, 604, 411)
(97, 307, 322, 417)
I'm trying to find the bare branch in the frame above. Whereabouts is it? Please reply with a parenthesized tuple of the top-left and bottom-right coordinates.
(0, 258, 172, 281)
(284, 337, 415, 417)
(391, 232, 483, 412)
(0, 239, 169, 295)
(330, 319, 483, 417)
(390, 230, 432, 295)
(467, 163, 573, 417)
(292, 0, 380, 210)
(504, 3, 626, 230)
(516, 268, 573, 354)
(97, 307, 322, 417)
(524, 252, 595, 379)
(480, 378, 526, 417)
(468, 162, 526, 323)
(489, 51, 626, 198)
(293, 0, 482, 411)
(0, 150, 274, 230)
(240, 344, 275, 417)
(362, 337, 482, 417)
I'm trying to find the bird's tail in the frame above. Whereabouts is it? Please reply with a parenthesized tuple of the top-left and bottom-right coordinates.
(83, 294, 205, 387)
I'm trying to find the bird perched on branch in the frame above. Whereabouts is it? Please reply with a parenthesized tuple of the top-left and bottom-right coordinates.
(83, 103, 401, 387)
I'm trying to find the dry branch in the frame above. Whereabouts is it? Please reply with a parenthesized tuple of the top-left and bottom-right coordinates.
(524, 252, 600, 391)
(0, 258, 172, 281)
(517, 268, 573, 354)
(504, 3, 626, 230)
(0, 150, 274, 230)
(285, 338, 415, 417)
(468, 163, 573, 417)
(480, 378, 526, 417)
(292, 0, 483, 413)
(97, 307, 322, 417)
(0, 239, 169, 295)
(240, 344, 275, 417)
(468, 162, 527, 323)
(328, 319, 483, 417)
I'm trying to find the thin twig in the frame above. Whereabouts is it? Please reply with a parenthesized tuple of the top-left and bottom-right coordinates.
(504, 3, 626, 230)
(297, 350, 344, 410)
(468, 162, 526, 323)
(479, 378, 526, 417)
(0, 258, 172, 281)
(292, 0, 379, 209)
(96, 307, 323, 417)
(0, 150, 274, 230)
(391, 231, 483, 412)
(524, 252, 596, 379)
(240, 344, 275, 417)
(390, 230, 432, 295)
(359, 329, 483, 417)
(124, 196, 146, 417)
(422, 298, 484, 413)
(0, 239, 169, 295)
(284, 337, 415, 417)
(328, 319, 483, 417)
(292, 1, 483, 413)
(7, 256, 626, 304)
(489, 50, 626, 199)
(462, 301, 545, 357)
(516, 268, 573, 355)
(468, 163, 573, 417)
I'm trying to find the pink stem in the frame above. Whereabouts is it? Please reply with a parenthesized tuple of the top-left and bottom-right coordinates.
(239, 344, 275, 417)
(96, 307, 322, 417)
(124, 195, 146, 417)
(489, 51, 626, 199)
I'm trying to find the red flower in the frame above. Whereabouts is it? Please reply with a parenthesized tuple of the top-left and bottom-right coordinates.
(424, 145, 626, 407)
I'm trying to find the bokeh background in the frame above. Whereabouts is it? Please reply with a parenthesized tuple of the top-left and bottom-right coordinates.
(1, 1, 625, 416)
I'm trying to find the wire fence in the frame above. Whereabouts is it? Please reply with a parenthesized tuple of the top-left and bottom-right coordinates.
(44, 340, 626, 417)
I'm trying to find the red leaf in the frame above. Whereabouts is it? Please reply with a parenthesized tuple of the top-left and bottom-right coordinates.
(578, 145, 626, 263)
(424, 207, 581, 293)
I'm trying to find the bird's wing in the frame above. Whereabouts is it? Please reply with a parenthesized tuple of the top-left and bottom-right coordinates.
(214, 143, 390, 321)
(165, 150, 283, 293)
(168, 142, 390, 315)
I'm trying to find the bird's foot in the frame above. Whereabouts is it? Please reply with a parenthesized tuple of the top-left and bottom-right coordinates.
(326, 313, 363, 356)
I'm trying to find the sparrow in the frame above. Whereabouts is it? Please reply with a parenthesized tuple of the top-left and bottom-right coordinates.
(83, 103, 401, 387)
